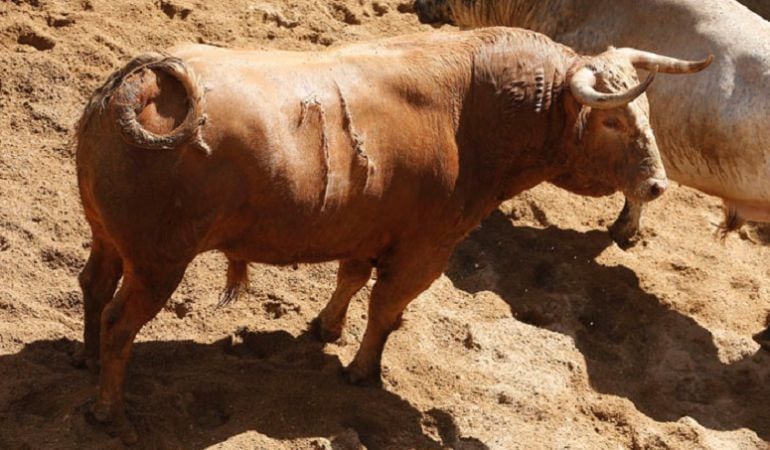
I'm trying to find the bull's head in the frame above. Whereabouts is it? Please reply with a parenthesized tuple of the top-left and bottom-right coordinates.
(554, 48, 712, 203)
(414, 0, 455, 26)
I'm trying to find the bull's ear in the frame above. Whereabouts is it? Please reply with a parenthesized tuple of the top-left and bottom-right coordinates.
(575, 105, 591, 141)
(562, 89, 590, 142)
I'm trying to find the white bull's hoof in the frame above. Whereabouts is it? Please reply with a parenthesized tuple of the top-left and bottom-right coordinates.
(608, 220, 640, 249)
(609, 200, 643, 250)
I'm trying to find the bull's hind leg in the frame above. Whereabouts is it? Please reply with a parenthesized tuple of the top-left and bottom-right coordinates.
(346, 245, 452, 384)
(609, 198, 644, 249)
(312, 259, 373, 342)
(76, 236, 123, 372)
(91, 262, 187, 444)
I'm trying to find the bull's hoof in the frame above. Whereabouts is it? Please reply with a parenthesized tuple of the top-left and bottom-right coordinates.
(344, 363, 382, 387)
(753, 327, 770, 351)
(86, 402, 138, 445)
(310, 317, 342, 343)
(90, 400, 114, 423)
(608, 221, 639, 250)
(116, 421, 139, 446)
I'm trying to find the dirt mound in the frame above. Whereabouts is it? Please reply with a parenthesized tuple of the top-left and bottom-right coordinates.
(1, 1, 769, 449)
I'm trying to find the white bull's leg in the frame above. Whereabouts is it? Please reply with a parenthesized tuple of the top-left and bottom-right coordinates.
(346, 244, 452, 385)
(609, 198, 644, 249)
(313, 259, 373, 342)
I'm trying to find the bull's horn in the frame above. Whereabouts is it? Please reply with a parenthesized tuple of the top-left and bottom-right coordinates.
(569, 65, 658, 110)
(615, 48, 714, 74)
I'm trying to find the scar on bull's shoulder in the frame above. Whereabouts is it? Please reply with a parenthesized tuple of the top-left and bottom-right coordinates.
(298, 95, 331, 209)
(335, 82, 375, 189)
(334, 82, 366, 158)
(335, 84, 372, 160)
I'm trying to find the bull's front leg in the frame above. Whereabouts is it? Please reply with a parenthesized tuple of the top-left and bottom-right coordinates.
(312, 259, 373, 343)
(346, 244, 452, 385)
(609, 198, 644, 249)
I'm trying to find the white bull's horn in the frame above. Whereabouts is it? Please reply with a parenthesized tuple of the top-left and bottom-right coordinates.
(615, 48, 714, 74)
(569, 65, 658, 110)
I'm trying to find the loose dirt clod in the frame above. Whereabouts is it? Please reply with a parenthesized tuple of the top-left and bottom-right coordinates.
(16, 30, 55, 50)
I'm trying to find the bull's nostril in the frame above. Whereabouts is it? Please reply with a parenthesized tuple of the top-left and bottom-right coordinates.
(649, 181, 667, 198)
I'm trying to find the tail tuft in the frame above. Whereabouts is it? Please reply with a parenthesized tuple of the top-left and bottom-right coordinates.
(218, 259, 249, 308)
(716, 204, 745, 241)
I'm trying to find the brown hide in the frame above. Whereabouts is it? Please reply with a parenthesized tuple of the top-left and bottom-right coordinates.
(75, 27, 666, 442)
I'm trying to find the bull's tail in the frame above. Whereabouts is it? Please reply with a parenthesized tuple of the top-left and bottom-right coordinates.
(716, 204, 746, 241)
(217, 259, 249, 308)
(77, 53, 210, 154)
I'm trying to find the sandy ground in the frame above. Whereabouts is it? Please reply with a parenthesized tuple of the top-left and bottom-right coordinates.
(1, 1, 770, 449)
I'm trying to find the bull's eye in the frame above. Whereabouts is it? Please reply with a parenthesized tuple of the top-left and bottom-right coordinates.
(602, 116, 624, 131)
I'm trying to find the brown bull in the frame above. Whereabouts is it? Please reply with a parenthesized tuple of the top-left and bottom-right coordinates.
(75, 28, 709, 442)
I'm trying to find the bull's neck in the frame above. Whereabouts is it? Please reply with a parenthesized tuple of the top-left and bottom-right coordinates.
(456, 69, 573, 201)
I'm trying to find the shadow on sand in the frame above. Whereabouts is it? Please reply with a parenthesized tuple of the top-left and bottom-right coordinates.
(0, 331, 488, 449)
(3, 210, 769, 447)
(446, 210, 770, 440)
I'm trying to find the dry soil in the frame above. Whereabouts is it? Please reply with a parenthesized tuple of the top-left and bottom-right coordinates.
(1, 1, 770, 449)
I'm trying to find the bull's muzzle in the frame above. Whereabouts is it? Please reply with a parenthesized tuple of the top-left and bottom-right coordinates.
(642, 177, 668, 201)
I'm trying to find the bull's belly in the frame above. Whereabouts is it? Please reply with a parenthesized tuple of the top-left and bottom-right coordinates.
(219, 236, 379, 266)
(665, 156, 770, 205)
(725, 199, 770, 222)
(222, 246, 364, 266)
(655, 109, 770, 205)
(662, 159, 770, 222)
(214, 216, 391, 265)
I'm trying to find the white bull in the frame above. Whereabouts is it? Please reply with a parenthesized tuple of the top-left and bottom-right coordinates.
(415, 0, 770, 247)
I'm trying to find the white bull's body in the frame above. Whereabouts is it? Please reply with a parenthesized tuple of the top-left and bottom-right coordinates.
(569, 0, 770, 220)
(423, 0, 770, 226)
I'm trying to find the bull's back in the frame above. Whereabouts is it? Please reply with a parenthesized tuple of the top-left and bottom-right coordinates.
(164, 44, 465, 262)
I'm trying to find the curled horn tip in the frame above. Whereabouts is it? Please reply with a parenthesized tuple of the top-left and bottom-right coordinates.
(699, 54, 715, 70)
(678, 54, 713, 74)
